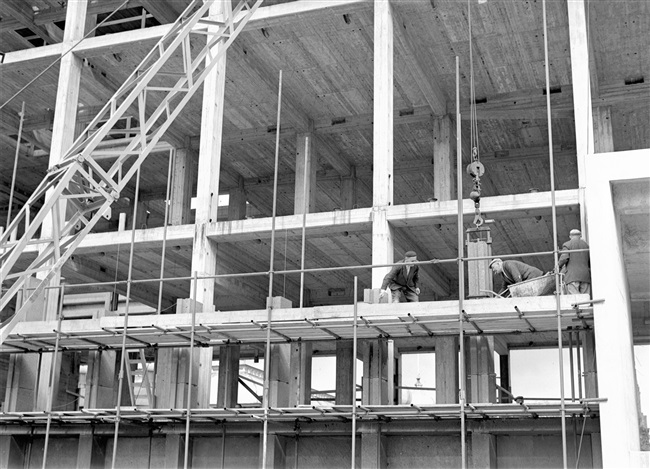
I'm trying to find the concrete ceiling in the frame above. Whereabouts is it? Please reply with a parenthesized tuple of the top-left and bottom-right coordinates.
(0, 0, 648, 333)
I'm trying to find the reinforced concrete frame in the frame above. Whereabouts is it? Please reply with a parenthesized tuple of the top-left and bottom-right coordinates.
(0, 0, 645, 468)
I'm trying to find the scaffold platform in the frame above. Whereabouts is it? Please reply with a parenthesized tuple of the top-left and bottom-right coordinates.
(0, 296, 593, 353)
(0, 401, 599, 426)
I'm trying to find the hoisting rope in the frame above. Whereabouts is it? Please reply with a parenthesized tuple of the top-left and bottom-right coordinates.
(466, 0, 485, 228)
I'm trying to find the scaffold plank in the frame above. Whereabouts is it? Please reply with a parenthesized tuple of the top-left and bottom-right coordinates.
(0, 296, 592, 353)
(0, 402, 599, 425)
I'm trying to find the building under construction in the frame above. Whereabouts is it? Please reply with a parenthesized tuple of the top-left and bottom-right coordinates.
(0, 0, 648, 467)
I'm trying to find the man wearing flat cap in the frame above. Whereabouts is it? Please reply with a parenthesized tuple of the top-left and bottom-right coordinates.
(489, 258, 543, 292)
(380, 251, 420, 302)
(558, 229, 591, 295)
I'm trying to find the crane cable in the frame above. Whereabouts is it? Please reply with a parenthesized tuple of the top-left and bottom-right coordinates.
(466, 0, 485, 228)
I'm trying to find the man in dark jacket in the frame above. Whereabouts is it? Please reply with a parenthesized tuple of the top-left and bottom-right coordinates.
(380, 251, 420, 302)
(489, 258, 543, 291)
(558, 229, 591, 295)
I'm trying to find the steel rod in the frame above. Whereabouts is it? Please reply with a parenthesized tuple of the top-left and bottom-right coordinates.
(262, 69, 283, 469)
(111, 166, 142, 469)
(41, 283, 65, 469)
(299, 135, 309, 309)
(455, 55, 467, 469)
(542, 0, 568, 466)
(569, 331, 575, 401)
(351, 276, 358, 469)
(157, 148, 174, 314)
(576, 332, 583, 399)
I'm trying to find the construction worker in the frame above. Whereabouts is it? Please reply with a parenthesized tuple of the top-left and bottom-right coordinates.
(489, 258, 543, 293)
(379, 251, 420, 302)
(558, 228, 591, 295)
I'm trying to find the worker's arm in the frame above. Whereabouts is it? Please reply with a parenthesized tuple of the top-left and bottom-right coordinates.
(380, 265, 400, 290)
(557, 247, 570, 270)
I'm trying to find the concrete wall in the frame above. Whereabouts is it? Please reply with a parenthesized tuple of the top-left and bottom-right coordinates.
(5, 429, 603, 468)
(292, 436, 360, 468)
(385, 435, 462, 468)
(105, 437, 166, 468)
(497, 435, 596, 469)
(25, 437, 78, 468)
(192, 436, 259, 468)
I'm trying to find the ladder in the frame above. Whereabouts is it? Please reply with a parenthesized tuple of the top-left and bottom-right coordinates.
(0, 0, 263, 343)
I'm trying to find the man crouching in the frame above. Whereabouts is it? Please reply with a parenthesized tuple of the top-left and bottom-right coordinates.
(379, 251, 420, 302)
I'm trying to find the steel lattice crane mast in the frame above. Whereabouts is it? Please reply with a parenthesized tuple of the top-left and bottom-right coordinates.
(0, 0, 263, 343)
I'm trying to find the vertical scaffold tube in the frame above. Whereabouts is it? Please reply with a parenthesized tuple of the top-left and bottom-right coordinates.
(262, 69, 283, 469)
(299, 136, 310, 309)
(112, 167, 142, 469)
(351, 276, 358, 469)
(41, 283, 65, 469)
(184, 271, 198, 469)
(542, 0, 568, 467)
(455, 56, 467, 469)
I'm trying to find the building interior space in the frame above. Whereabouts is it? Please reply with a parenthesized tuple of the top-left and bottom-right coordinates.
(0, 0, 648, 467)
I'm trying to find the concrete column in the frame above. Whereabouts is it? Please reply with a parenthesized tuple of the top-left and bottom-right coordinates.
(294, 132, 317, 214)
(85, 350, 118, 408)
(260, 435, 288, 469)
(585, 150, 646, 467)
(188, 7, 231, 406)
(464, 336, 496, 403)
(568, 0, 595, 237)
(582, 330, 598, 398)
(289, 342, 312, 406)
(229, 176, 247, 221)
(0, 436, 25, 468)
(359, 423, 386, 469)
(170, 145, 193, 225)
(341, 166, 358, 210)
(470, 433, 496, 469)
(372, 0, 394, 289)
(191, 0, 232, 311)
(435, 336, 459, 404)
(155, 301, 212, 409)
(76, 434, 105, 469)
(267, 297, 292, 408)
(164, 434, 184, 469)
(217, 345, 240, 407)
(31, 0, 89, 413)
(336, 340, 354, 405)
(362, 340, 388, 405)
(433, 115, 454, 201)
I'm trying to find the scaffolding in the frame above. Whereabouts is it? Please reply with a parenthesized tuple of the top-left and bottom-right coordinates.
(0, 0, 602, 468)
